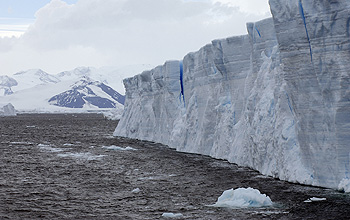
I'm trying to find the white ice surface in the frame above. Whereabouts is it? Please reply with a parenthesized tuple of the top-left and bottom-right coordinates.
(210, 187, 273, 208)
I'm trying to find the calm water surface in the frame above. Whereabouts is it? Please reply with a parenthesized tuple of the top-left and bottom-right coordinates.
(1, 114, 349, 219)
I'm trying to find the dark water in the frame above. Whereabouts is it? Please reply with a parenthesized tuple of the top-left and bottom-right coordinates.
(1, 114, 350, 220)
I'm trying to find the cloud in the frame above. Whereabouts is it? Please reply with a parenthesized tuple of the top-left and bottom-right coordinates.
(214, 0, 270, 15)
(0, 0, 271, 76)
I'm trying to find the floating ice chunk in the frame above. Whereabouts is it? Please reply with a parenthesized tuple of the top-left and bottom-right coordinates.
(38, 144, 64, 153)
(102, 145, 136, 151)
(338, 178, 350, 193)
(210, 187, 273, 208)
(310, 197, 326, 202)
(161, 213, 183, 218)
(303, 197, 327, 203)
(0, 103, 16, 116)
(131, 188, 141, 193)
(11, 141, 33, 145)
(57, 152, 106, 160)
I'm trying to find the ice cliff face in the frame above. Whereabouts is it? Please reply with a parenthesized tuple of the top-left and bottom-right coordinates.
(114, 0, 350, 190)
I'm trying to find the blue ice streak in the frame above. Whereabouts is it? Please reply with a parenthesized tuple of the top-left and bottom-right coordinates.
(299, 0, 313, 62)
(255, 26, 261, 38)
(179, 61, 185, 105)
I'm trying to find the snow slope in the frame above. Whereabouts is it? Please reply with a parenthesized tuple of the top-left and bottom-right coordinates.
(11, 69, 60, 92)
(114, 0, 350, 190)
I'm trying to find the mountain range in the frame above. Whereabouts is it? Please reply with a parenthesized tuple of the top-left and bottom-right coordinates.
(0, 65, 152, 113)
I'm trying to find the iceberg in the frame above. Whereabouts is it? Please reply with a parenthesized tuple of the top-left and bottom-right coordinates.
(114, 0, 350, 190)
(210, 187, 273, 208)
(0, 103, 16, 116)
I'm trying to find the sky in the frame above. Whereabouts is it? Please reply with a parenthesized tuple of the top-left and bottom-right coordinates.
(0, 0, 271, 76)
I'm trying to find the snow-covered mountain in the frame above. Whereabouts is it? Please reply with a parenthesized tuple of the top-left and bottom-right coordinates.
(114, 0, 350, 192)
(56, 65, 153, 94)
(12, 69, 60, 92)
(49, 77, 124, 108)
(0, 65, 151, 113)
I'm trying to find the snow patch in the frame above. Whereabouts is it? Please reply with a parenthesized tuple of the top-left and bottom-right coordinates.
(210, 187, 273, 208)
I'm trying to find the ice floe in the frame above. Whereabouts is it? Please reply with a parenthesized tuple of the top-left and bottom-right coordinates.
(161, 213, 184, 218)
(303, 197, 327, 203)
(102, 145, 136, 151)
(131, 188, 141, 193)
(210, 187, 273, 208)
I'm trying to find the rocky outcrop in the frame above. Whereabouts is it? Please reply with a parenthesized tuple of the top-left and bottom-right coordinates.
(114, 0, 350, 190)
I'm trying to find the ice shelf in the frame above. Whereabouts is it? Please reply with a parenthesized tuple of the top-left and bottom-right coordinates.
(114, 0, 350, 190)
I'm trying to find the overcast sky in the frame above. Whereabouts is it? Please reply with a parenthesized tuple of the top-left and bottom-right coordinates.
(0, 0, 271, 76)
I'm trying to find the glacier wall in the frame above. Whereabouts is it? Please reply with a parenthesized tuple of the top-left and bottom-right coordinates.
(114, 0, 350, 190)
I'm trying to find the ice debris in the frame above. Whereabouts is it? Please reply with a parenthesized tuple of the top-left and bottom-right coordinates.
(102, 145, 136, 151)
(210, 187, 273, 208)
(161, 213, 184, 218)
(303, 197, 327, 203)
(131, 188, 141, 193)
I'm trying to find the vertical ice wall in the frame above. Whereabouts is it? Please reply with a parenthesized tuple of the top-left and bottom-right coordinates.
(115, 0, 350, 190)
(114, 61, 183, 145)
(269, 0, 350, 188)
